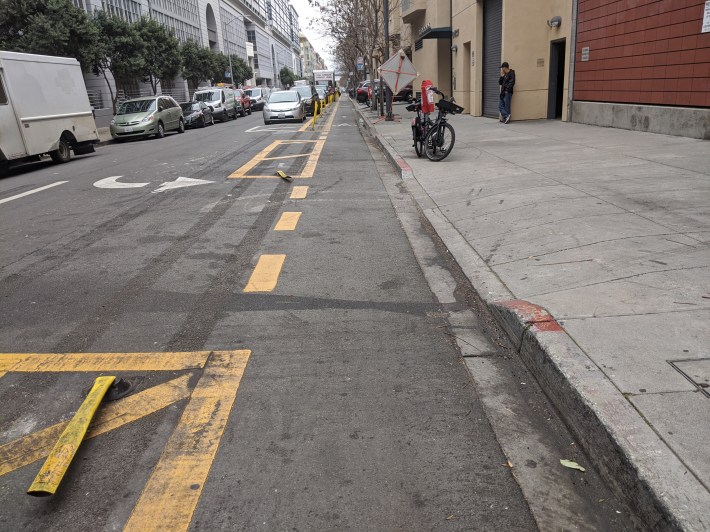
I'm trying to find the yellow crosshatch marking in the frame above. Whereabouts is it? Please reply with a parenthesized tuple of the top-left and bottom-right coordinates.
(228, 139, 325, 179)
(229, 98, 340, 179)
(274, 211, 302, 231)
(0, 349, 250, 531)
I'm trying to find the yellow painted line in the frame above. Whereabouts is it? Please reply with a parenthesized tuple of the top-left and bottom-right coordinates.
(244, 254, 286, 292)
(263, 153, 311, 161)
(300, 139, 326, 178)
(0, 375, 192, 477)
(0, 372, 5, 380)
(0, 351, 211, 373)
(124, 350, 250, 532)
(290, 186, 309, 199)
(27, 376, 115, 496)
(274, 211, 302, 231)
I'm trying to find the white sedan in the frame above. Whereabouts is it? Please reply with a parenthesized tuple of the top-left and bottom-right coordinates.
(263, 91, 307, 124)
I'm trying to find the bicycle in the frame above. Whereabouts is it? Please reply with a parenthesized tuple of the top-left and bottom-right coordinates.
(422, 89, 464, 162)
(406, 89, 463, 161)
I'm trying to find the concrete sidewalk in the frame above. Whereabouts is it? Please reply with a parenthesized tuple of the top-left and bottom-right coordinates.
(356, 100, 710, 530)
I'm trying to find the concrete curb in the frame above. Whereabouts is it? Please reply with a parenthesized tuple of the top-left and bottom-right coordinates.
(354, 100, 710, 531)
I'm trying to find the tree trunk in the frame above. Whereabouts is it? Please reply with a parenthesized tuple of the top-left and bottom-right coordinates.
(102, 69, 118, 114)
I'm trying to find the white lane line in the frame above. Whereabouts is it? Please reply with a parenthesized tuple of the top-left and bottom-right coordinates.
(0, 181, 68, 205)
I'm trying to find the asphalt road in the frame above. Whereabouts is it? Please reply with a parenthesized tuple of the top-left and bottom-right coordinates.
(0, 101, 633, 530)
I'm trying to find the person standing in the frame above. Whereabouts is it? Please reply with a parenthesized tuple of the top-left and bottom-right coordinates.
(498, 62, 516, 123)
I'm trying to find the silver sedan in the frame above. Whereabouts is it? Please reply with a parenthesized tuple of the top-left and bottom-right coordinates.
(263, 90, 307, 124)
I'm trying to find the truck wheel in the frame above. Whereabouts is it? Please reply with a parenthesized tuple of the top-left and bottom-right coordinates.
(156, 122, 165, 138)
(50, 138, 71, 164)
(178, 118, 185, 133)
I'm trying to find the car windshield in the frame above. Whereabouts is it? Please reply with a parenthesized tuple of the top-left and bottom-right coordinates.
(246, 89, 262, 97)
(295, 87, 312, 98)
(116, 99, 156, 115)
(181, 103, 201, 112)
(194, 91, 218, 102)
(269, 91, 299, 103)
(316, 88, 326, 97)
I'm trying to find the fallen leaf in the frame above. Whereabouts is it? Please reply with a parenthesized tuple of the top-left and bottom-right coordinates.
(507, 460, 513, 468)
(446, 515, 456, 520)
(560, 459, 586, 472)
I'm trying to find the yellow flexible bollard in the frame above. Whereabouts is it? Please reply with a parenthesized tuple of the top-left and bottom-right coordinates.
(312, 100, 319, 130)
(27, 376, 115, 496)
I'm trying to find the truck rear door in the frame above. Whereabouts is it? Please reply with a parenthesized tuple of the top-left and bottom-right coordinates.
(0, 69, 28, 160)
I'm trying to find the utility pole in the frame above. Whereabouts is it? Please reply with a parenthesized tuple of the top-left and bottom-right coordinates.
(383, 0, 393, 121)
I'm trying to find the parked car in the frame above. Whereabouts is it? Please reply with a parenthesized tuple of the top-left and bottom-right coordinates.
(293, 85, 320, 115)
(315, 86, 327, 102)
(180, 101, 214, 128)
(234, 89, 252, 116)
(393, 83, 413, 101)
(356, 80, 378, 103)
(193, 87, 237, 121)
(110, 96, 184, 141)
(246, 87, 269, 111)
(263, 90, 306, 124)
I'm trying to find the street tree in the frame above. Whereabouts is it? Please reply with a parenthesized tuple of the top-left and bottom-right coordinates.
(181, 39, 214, 92)
(90, 11, 145, 113)
(135, 17, 181, 96)
(208, 52, 230, 85)
(279, 67, 297, 88)
(230, 56, 253, 86)
(0, 0, 100, 70)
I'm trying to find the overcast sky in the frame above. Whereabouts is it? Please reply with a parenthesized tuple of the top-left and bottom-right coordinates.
(289, 0, 335, 69)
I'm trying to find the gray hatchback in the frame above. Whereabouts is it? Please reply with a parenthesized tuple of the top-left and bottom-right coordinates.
(110, 96, 185, 140)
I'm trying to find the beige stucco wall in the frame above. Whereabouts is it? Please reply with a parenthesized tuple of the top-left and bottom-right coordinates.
(449, 0, 572, 121)
(408, 0, 452, 98)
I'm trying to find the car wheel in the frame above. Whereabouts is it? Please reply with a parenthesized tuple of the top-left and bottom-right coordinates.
(156, 122, 165, 138)
(264, 120, 270, 125)
(177, 118, 185, 133)
(50, 138, 71, 164)
(210, 115, 215, 126)
(247, 108, 252, 115)
(200, 115, 206, 128)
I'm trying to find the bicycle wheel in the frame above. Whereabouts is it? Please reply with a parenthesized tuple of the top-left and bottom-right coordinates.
(424, 122, 456, 162)
(412, 124, 424, 157)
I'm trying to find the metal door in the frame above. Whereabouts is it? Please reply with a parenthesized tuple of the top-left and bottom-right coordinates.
(483, 0, 503, 118)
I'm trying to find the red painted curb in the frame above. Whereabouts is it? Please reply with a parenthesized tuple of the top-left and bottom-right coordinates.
(494, 299, 563, 332)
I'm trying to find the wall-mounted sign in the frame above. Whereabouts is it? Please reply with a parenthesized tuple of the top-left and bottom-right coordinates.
(537, 58, 545, 67)
(702, 1, 710, 33)
(471, 51, 475, 66)
(581, 47, 590, 61)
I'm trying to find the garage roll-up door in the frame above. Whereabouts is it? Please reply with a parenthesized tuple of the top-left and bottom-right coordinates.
(483, 0, 503, 118)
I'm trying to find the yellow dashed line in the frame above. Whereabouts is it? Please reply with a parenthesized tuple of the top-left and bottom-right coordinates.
(124, 350, 250, 532)
(244, 254, 286, 292)
(274, 212, 302, 231)
(290, 186, 309, 199)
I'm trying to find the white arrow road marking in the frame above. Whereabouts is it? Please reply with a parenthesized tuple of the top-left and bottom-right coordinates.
(152, 176, 213, 193)
(94, 176, 149, 189)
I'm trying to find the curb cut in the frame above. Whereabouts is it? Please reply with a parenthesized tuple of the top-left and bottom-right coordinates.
(353, 99, 710, 531)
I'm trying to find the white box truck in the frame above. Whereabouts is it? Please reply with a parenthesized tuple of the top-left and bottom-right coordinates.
(0, 51, 99, 174)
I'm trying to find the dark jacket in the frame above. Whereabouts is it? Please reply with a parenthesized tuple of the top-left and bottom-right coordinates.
(499, 69, 516, 94)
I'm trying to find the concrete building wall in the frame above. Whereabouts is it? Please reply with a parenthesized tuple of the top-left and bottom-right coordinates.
(407, 0, 452, 98)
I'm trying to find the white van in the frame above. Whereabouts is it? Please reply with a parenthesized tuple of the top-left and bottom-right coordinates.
(192, 87, 237, 122)
(0, 51, 99, 174)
